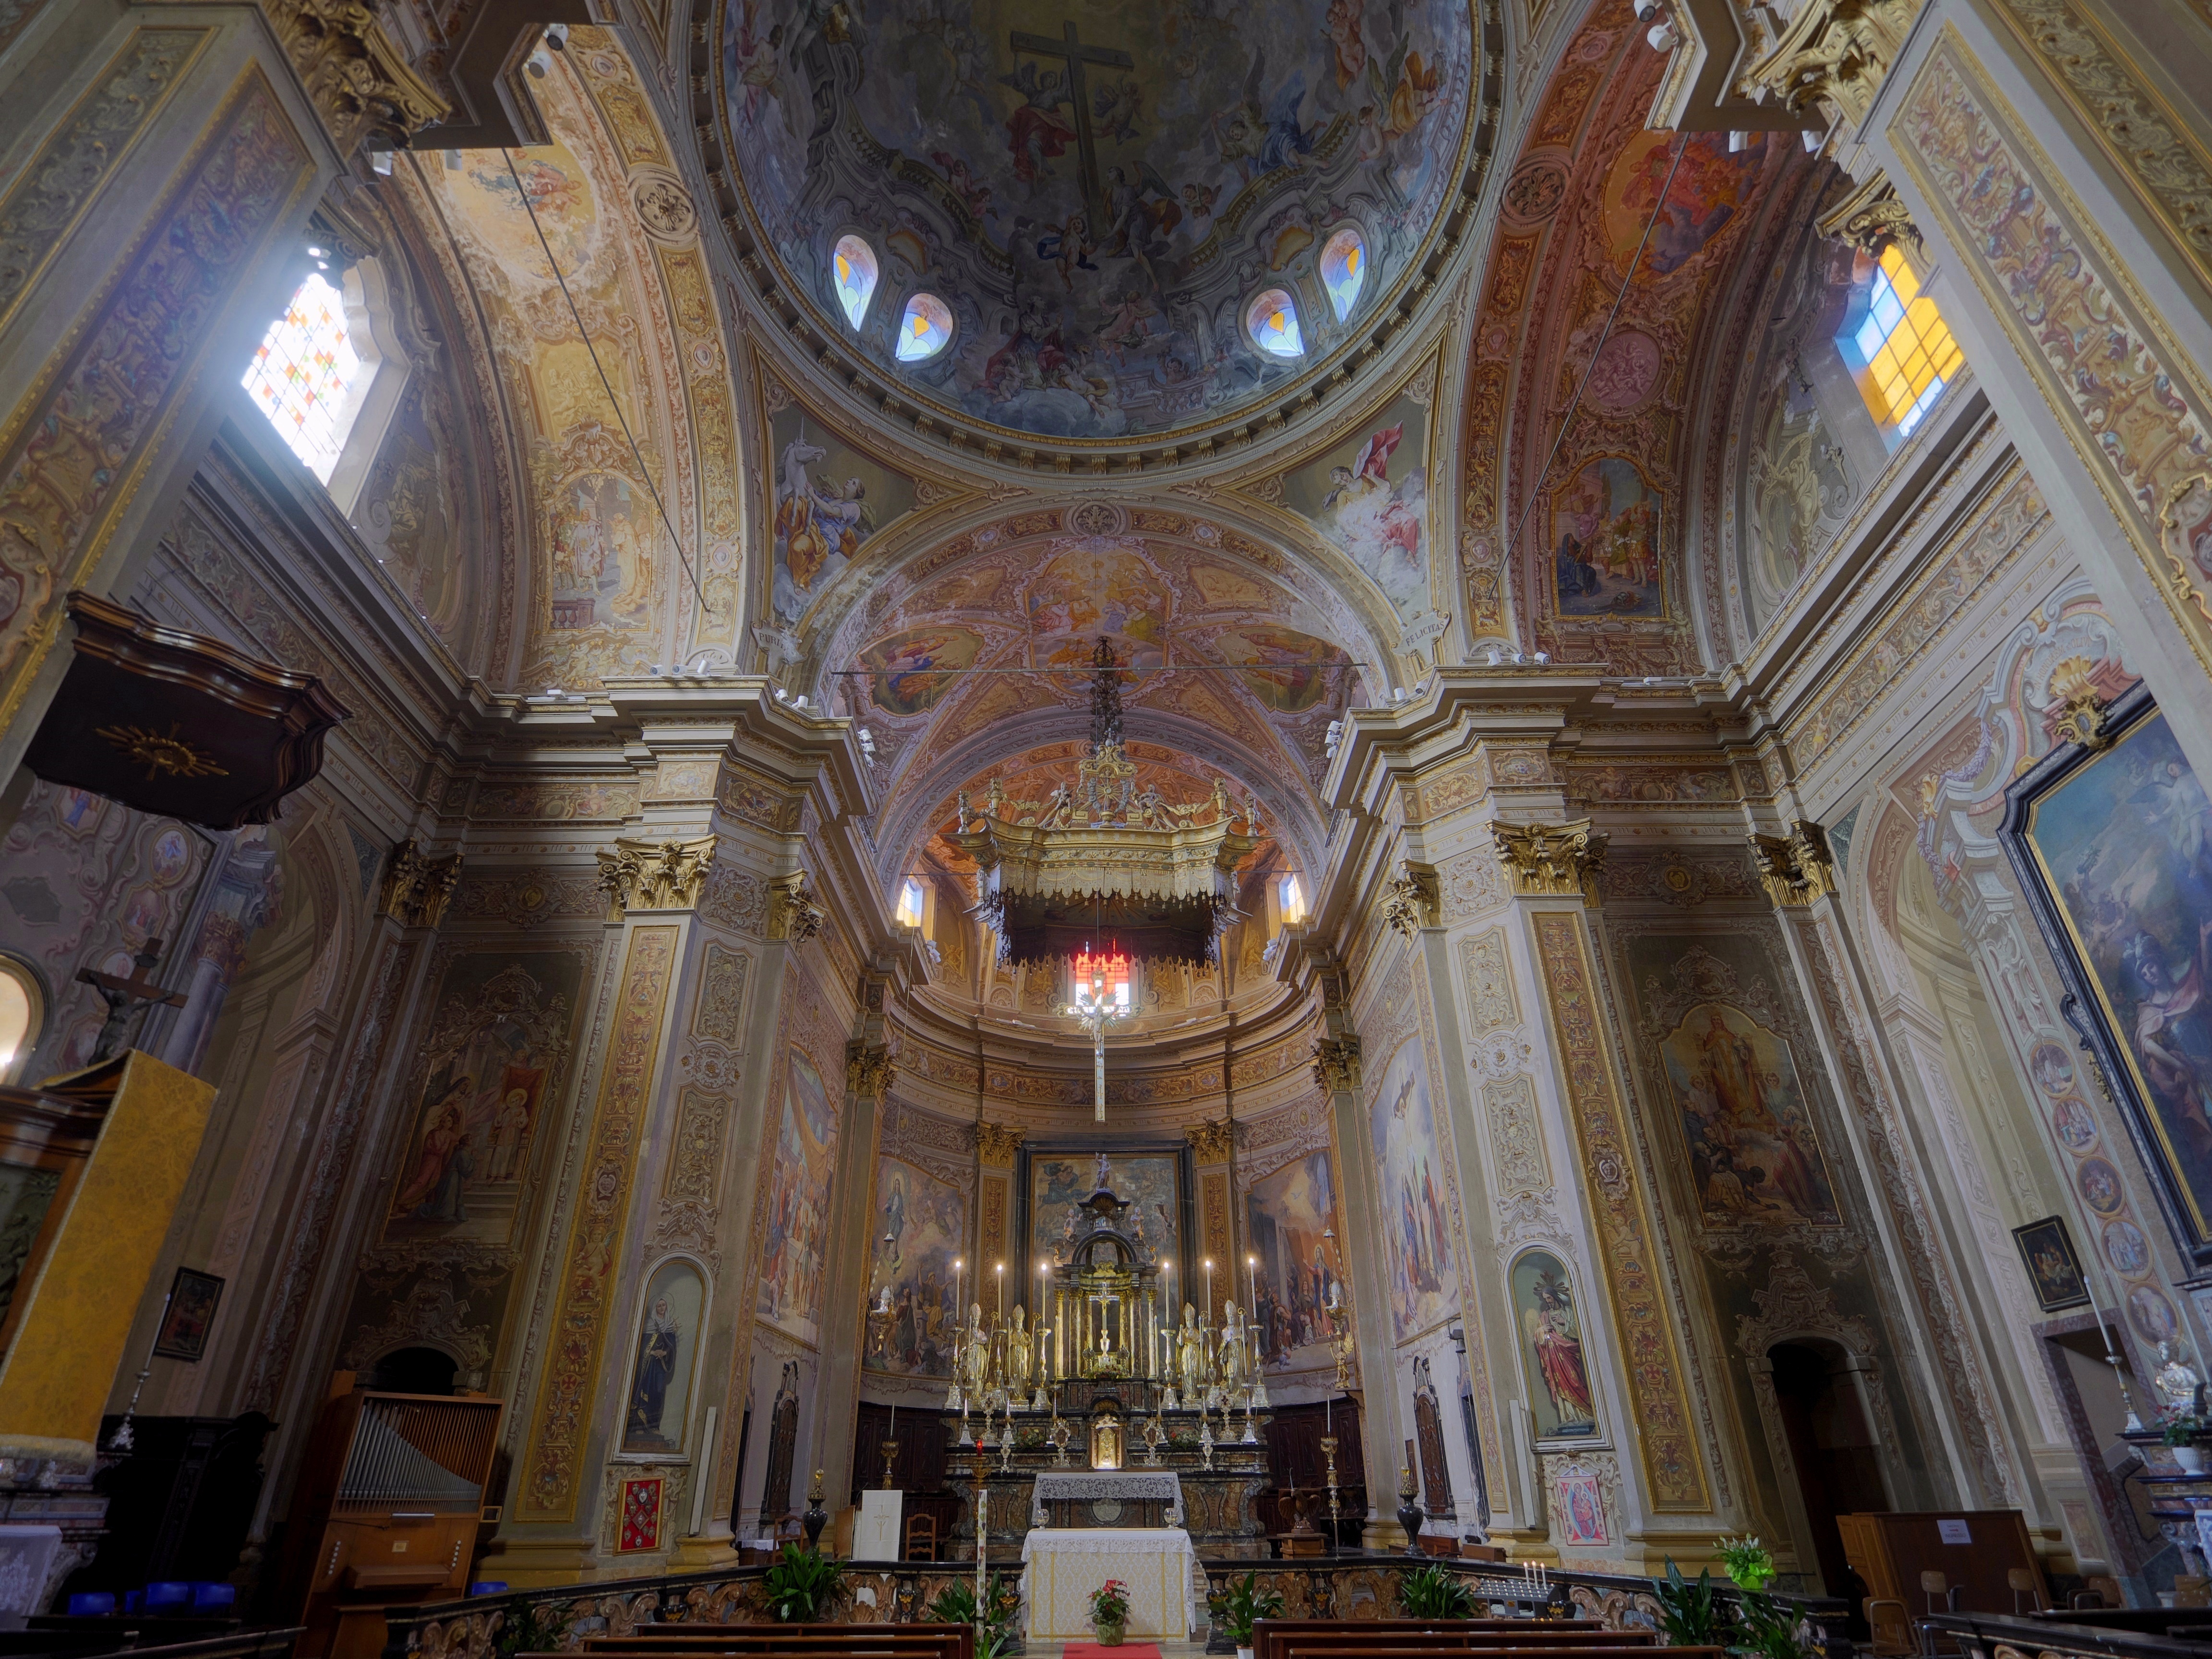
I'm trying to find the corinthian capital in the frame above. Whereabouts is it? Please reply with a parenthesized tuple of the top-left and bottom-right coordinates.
(597, 836, 717, 916)
(1747, 821, 1838, 908)
(1745, 0, 1920, 131)
(1491, 818, 1608, 902)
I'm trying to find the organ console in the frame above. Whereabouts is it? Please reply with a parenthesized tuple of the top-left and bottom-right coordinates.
(273, 1375, 504, 1659)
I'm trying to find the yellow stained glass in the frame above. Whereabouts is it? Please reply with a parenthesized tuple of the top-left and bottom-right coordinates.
(1845, 246, 1965, 437)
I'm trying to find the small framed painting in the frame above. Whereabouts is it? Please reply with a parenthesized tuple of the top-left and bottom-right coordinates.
(1556, 1471, 1609, 1545)
(2012, 1216, 2089, 1312)
(153, 1267, 225, 1361)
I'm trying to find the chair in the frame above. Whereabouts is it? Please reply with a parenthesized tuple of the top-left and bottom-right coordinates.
(904, 1513, 937, 1561)
(1867, 1598, 1913, 1659)
(2008, 1568, 2043, 1614)
(2071, 1591, 2108, 1611)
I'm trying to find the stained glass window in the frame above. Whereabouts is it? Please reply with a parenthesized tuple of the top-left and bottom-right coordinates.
(1320, 228, 1365, 321)
(895, 292, 953, 361)
(1248, 288, 1304, 357)
(1839, 245, 1964, 440)
(240, 273, 361, 481)
(832, 235, 878, 328)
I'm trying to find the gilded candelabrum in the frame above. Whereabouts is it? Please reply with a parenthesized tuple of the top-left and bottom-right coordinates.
(1321, 1435, 1341, 1554)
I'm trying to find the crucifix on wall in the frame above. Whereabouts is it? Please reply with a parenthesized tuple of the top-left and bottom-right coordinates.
(1005, 23, 1135, 228)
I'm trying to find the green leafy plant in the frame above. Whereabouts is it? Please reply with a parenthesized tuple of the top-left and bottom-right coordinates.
(762, 1543, 843, 1622)
(1654, 1561, 1729, 1647)
(494, 1602, 569, 1659)
(1733, 1592, 1810, 1659)
(927, 1572, 1021, 1643)
(2165, 1416, 2205, 1447)
(1089, 1579, 1131, 1627)
(1208, 1571, 1287, 1643)
(1400, 1562, 1476, 1620)
(1717, 1536, 1776, 1592)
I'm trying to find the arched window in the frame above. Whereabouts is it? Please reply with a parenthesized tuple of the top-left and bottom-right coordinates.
(241, 272, 364, 481)
(895, 292, 953, 361)
(1319, 228, 1365, 321)
(0, 956, 43, 1085)
(832, 235, 878, 328)
(1247, 289, 1304, 357)
(1279, 873, 1307, 926)
(1837, 245, 1964, 440)
(896, 878, 926, 928)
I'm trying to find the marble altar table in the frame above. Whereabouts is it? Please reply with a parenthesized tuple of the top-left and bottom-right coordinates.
(1018, 1525, 1199, 1639)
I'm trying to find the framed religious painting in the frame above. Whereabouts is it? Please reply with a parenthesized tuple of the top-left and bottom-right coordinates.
(153, 1267, 225, 1361)
(1999, 684, 2212, 1273)
(2011, 1216, 2089, 1312)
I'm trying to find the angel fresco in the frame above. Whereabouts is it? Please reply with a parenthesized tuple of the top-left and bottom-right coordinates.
(1000, 60, 1076, 185)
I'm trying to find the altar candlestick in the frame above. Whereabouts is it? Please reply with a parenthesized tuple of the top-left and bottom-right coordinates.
(954, 1257, 964, 1325)
(995, 1261, 1004, 1322)
(1203, 1258, 1214, 1327)
(888, 1399, 895, 1438)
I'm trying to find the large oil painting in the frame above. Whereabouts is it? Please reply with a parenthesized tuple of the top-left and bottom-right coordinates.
(1658, 1001, 1840, 1229)
(1280, 392, 1431, 624)
(1509, 1249, 1599, 1442)
(1028, 1151, 1180, 1273)
(720, 0, 1475, 443)
(757, 1047, 839, 1338)
(867, 1154, 967, 1377)
(768, 401, 916, 627)
(621, 1258, 706, 1455)
(1370, 1040, 1458, 1341)
(1245, 1149, 1345, 1370)
(2006, 697, 2212, 1263)
(384, 952, 586, 1244)
(1551, 456, 1663, 619)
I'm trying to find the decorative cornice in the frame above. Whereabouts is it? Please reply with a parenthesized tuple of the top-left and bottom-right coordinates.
(1379, 863, 1440, 938)
(768, 871, 825, 942)
(260, 0, 449, 156)
(1310, 1034, 1362, 1095)
(846, 1039, 895, 1104)
(1491, 818, 1608, 903)
(376, 839, 460, 929)
(1746, 821, 1838, 908)
(1183, 1117, 1236, 1164)
(596, 835, 716, 916)
(974, 1120, 1025, 1168)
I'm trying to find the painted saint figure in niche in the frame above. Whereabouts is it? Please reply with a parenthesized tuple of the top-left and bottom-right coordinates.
(1525, 1268, 1595, 1432)
(626, 1293, 682, 1450)
(395, 1082, 474, 1219)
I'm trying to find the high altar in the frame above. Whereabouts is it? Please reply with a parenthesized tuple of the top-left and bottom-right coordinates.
(916, 1161, 1279, 1626)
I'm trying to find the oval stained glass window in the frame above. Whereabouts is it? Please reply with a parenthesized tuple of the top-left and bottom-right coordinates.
(832, 235, 878, 329)
(1319, 228, 1365, 321)
(895, 292, 953, 361)
(1247, 289, 1303, 357)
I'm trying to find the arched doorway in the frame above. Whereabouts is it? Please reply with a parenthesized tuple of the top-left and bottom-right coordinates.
(362, 1345, 459, 1395)
(1767, 1338, 1891, 1600)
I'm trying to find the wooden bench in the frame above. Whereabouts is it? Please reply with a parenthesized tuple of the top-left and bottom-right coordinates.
(1252, 1630, 1697, 1659)
(565, 1627, 971, 1659)
(1266, 1647, 1712, 1659)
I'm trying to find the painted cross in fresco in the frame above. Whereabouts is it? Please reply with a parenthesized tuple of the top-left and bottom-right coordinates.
(1006, 22, 1134, 227)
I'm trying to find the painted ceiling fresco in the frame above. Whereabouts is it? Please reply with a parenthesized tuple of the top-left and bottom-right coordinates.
(402, 29, 740, 691)
(719, 0, 1476, 442)
(1459, 0, 1803, 674)
(818, 507, 1372, 881)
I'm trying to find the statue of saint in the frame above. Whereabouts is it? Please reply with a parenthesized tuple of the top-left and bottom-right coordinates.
(1094, 1149, 1113, 1192)
(960, 1303, 991, 1397)
(1177, 1301, 1208, 1400)
(1219, 1301, 1250, 1391)
(1007, 1306, 1034, 1395)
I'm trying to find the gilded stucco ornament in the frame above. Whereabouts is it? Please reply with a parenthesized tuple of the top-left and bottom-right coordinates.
(596, 836, 717, 915)
(1379, 864, 1440, 938)
(1817, 169, 1921, 259)
(1745, 0, 1921, 130)
(2049, 655, 2120, 753)
(769, 871, 826, 941)
(1747, 821, 1839, 907)
(974, 1121, 1027, 1168)
(1183, 1118, 1235, 1164)
(1310, 1034, 1363, 1094)
(261, 0, 449, 155)
(1491, 819, 1608, 902)
(377, 839, 461, 929)
(845, 1039, 896, 1104)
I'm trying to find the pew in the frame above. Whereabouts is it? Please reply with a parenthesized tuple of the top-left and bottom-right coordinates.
(1252, 1629, 1709, 1659)
(555, 1625, 972, 1659)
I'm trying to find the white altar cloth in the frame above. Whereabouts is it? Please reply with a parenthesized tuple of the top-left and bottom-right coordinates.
(1018, 1527, 1199, 1639)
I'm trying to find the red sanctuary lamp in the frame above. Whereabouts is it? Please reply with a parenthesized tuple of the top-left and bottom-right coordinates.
(1070, 943, 1132, 1010)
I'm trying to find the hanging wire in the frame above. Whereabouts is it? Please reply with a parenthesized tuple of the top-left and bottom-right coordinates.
(500, 147, 714, 614)
(1497, 132, 1692, 579)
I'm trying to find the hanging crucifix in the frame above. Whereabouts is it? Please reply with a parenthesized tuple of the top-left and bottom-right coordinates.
(1063, 945, 1130, 1122)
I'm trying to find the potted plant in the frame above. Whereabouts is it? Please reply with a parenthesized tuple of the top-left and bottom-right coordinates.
(1653, 1560, 1730, 1647)
(1088, 1579, 1131, 1647)
(1400, 1562, 1476, 1619)
(1209, 1570, 1286, 1659)
(2166, 1417, 2208, 1474)
(927, 1573, 1023, 1656)
(762, 1542, 844, 1622)
(1718, 1538, 1811, 1659)
(494, 1602, 569, 1659)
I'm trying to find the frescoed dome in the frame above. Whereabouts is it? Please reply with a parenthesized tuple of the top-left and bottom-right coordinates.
(717, 0, 1478, 445)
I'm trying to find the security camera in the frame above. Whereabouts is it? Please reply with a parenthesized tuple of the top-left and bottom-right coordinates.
(1633, 0, 1660, 18)
(544, 23, 570, 49)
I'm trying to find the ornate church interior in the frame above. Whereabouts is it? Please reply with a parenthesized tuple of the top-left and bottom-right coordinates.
(9, 0, 2212, 1656)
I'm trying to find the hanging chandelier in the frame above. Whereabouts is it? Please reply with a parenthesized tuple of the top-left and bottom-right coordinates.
(949, 639, 1261, 966)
